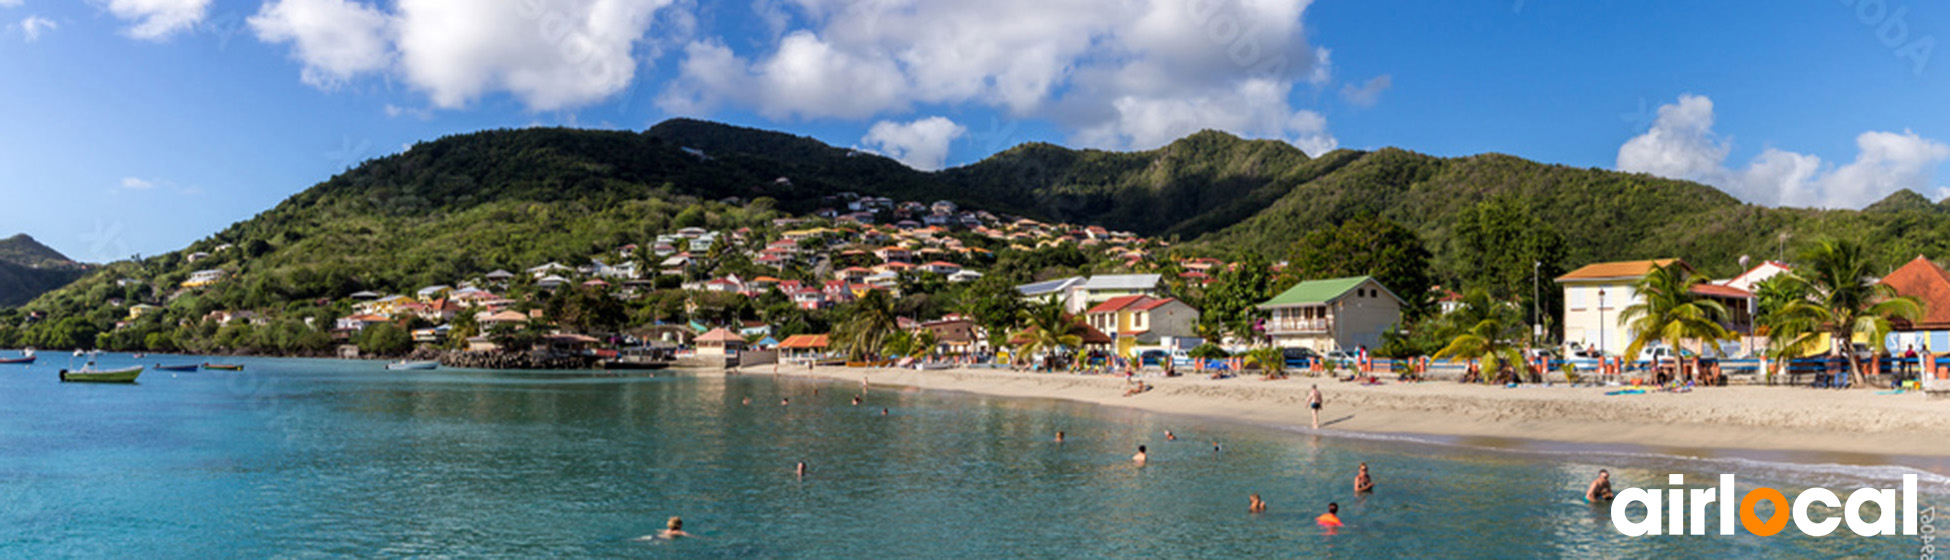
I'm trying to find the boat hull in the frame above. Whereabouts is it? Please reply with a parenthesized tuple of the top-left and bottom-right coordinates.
(385, 361, 439, 370)
(59, 367, 143, 383)
(202, 363, 244, 371)
(0, 356, 34, 364)
(154, 364, 200, 372)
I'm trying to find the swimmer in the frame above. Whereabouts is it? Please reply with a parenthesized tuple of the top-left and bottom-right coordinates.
(1055, 431, 1065, 443)
(796, 461, 809, 477)
(1132, 445, 1148, 464)
(1165, 430, 1176, 441)
(634, 516, 693, 541)
(1212, 442, 1221, 453)
(1354, 462, 1374, 493)
(852, 395, 862, 406)
(1249, 493, 1266, 513)
(741, 397, 751, 405)
(1586, 469, 1615, 502)
(881, 408, 889, 416)
(1316, 502, 1343, 527)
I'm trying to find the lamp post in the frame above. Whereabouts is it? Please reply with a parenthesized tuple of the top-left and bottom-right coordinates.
(1532, 260, 1542, 344)
(1597, 289, 1607, 357)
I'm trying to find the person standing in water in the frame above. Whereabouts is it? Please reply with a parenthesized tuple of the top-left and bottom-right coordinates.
(1316, 502, 1343, 527)
(1055, 431, 1065, 443)
(796, 461, 809, 477)
(1307, 385, 1324, 429)
(1248, 494, 1266, 513)
(1132, 445, 1148, 464)
(1354, 462, 1374, 493)
(1586, 469, 1615, 502)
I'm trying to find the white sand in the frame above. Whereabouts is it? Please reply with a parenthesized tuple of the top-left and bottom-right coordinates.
(745, 364, 1950, 458)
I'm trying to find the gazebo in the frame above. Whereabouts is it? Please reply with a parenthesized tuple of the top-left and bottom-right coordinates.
(696, 328, 747, 357)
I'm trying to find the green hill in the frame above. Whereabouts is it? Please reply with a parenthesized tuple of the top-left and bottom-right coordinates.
(0, 235, 87, 307)
(12, 119, 1950, 350)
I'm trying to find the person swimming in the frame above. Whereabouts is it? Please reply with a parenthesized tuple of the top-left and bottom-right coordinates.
(881, 408, 889, 416)
(796, 461, 809, 477)
(1586, 469, 1615, 502)
(741, 396, 751, 405)
(634, 516, 693, 541)
(1132, 445, 1148, 464)
(1354, 462, 1374, 493)
(1055, 431, 1065, 443)
(780, 397, 790, 406)
(1165, 430, 1176, 441)
(1316, 502, 1343, 527)
(1249, 493, 1266, 513)
(851, 395, 862, 406)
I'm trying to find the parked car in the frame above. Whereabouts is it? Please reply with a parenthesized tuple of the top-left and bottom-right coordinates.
(1636, 345, 1697, 364)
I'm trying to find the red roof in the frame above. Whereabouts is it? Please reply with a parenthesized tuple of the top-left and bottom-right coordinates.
(778, 334, 830, 349)
(1087, 295, 1148, 314)
(696, 328, 743, 343)
(1882, 256, 1950, 329)
(1688, 284, 1752, 299)
(923, 261, 961, 268)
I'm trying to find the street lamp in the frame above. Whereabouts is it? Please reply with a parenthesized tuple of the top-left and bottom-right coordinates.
(1532, 260, 1541, 343)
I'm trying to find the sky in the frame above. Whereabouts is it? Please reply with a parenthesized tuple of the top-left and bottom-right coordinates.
(1, 0, 1947, 262)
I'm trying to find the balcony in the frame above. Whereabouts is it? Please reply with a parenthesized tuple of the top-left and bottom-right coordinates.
(1266, 318, 1331, 334)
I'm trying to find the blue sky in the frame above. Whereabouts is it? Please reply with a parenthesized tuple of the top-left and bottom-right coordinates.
(2, 0, 1946, 261)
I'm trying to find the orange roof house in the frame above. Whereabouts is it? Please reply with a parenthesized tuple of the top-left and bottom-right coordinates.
(1881, 256, 1950, 330)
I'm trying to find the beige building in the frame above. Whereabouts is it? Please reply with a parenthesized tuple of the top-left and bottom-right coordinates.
(1083, 295, 1200, 357)
(1258, 276, 1403, 352)
(1557, 259, 1754, 357)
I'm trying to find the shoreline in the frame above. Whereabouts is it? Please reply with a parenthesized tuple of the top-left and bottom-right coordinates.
(737, 363, 1950, 465)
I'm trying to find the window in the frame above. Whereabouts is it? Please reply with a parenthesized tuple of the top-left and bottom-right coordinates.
(1570, 287, 1585, 310)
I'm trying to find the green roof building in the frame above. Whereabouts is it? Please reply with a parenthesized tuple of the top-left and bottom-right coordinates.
(1257, 276, 1404, 352)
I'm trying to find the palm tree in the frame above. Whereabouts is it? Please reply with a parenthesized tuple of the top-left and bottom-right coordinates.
(1244, 346, 1285, 379)
(1014, 297, 1086, 368)
(1433, 288, 1525, 383)
(1617, 263, 1734, 363)
(1769, 239, 1925, 386)
(834, 289, 900, 361)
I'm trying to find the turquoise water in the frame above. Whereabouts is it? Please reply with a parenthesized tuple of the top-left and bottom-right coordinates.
(1, 354, 1945, 558)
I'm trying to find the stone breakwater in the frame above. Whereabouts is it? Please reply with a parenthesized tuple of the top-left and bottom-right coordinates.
(417, 349, 597, 370)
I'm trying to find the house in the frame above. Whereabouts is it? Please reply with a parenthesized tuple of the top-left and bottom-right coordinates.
(1555, 259, 1753, 356)
(836, 267, 873, 282)
(948, 269, 985, 283)
(205, 309, 258, 325)
(416, 285, 452, 301)
(1084, 295, 1200, 357)
(705, 277, 743, 293)
(1016, 274, 1164, 314)
(335, 314, 390, 332)
(875, 246, 914, 263)
(1720, 260, 1794, 292)
(739, 321, 773, 338)
(919, 261, 962, 275)
(1880, 256, 1950, 352)
(477, 310, 531, 329)
(127, 304, 161, 319)
(528, 262, 572, 278)
(695, 328, 746, 357)
(778, 334, 831, 359)
(592, 260, 640, 279)
(182, 269, 227, 288)
(917, 317, 979, 352)
(1258, 276, 1404, 352)
(536, 275, 571, 289)
(792, 288, 828, 310)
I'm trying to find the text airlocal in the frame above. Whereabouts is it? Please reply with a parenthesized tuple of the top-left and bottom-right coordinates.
(1613, 474, 1919, 537)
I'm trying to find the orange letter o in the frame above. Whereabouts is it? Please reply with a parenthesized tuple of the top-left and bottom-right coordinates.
(1741, 487, 1790, 536)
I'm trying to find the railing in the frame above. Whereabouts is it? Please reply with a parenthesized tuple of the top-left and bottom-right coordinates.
(1265, 319, 1330, 334)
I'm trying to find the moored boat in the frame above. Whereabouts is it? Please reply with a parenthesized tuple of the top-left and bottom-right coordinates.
(0, 350, 35, 364)
(202, 363, 244, 371)
(154, 364, 201, 372)
(60, 365, 143, 383)
(385, 360, 439, 371)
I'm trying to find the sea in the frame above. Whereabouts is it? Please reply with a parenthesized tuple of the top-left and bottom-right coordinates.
(1, 353, 1945, 558)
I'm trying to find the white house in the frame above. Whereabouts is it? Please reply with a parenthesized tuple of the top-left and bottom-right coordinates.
(1719, 260, 1793, 292)
(1556, 259, 1755, 356)
(1258, 276, 1403, 352)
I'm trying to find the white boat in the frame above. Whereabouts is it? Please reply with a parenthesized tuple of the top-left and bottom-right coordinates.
(386, 360, 439, 370)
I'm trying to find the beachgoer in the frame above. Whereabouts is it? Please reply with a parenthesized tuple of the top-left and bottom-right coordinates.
(881, 408, 889, 416)
(1316, 503, 1343, 527)
(660, 516, 692, 539)
(1586, 469, 1615, 502)
(851, 395, 862, 406)
(780, 398, 790, 406)
(1249, 493, 1266, 513)
(797, 462, 808, 477)
(1906, 345, 1920, 378)
(741, 397, 750, 405)
(1055, 431, 1065, 443)
(1212, 442, 1221, 452)
(1354, 462, 1374, 493)
(1133, 445, 1148, 464)
(1307, 385, 1324, 429)
(1165, 430, 1177, 441)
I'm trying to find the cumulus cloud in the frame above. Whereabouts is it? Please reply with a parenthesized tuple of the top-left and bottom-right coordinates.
(19, 15, 53, 41)
(251, 0, 681, 111)
(120, 177, 155, 190)
(661, 0, 1335, 152)
(103, 0, 210, 40)
(1339, 74, 1391, 108)
(862, 116, 966, 171)
(1618, 94, 1950, 208)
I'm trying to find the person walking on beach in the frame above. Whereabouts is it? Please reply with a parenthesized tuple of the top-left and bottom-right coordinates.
(1307, 385, 1324, 429)
(1353, 462, 1374, 493)
(1132, 445, 1148, 464)
(1586, 469, 1614, 502)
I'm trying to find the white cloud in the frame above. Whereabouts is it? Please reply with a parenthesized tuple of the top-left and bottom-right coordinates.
(862, 116, 966, 171)
(250, 0, 681, 111)
(120, 177, 155, 190)
(1618, 94, 1950, 208)
(661, 0, 1335, 152)
(0, 1, 24, 9)
(1339, 74, 1390, 108)
(19, 15, 53, 41)
(248, 0, 391, 88)
(103, 0, 210, 40)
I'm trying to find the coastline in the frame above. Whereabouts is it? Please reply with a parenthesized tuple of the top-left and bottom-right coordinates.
(737, 363, 1950, 462)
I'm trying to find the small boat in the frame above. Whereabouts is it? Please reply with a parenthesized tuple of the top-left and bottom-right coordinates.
(915, 362, 955, 371)
(154, 364, 201, 372)
(60, 365, 143, 383)
(202, 363, 244, 371)
(385, 360, 439, 371)
(0, 350, 35, 364)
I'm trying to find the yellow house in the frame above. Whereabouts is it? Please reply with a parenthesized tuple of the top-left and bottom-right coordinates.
(1084, 295, 1200, 357)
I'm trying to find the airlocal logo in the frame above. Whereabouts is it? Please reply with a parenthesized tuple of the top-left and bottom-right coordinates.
(1612, 474, 1919, 537)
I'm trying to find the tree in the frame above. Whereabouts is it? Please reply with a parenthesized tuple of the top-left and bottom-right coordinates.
(1243, 346, 1285, 378)
(1617, 263, 1734, 362)
(1769, 239, 1926, 387)
(1284, 215, 1436, 318)
(1197, 252, 1278, 344)
(956, 278, 1025, 346)
(357, 322, 414, 356)
(673, 206, 708, 229)
(1014, 297, 1087, 367)
(833, 289, 900, 361)
(1432, 288, 1527, 383)
(1449, 196, 1567, 338)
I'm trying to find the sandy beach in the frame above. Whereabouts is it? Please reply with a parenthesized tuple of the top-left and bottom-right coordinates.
(746, 363, 1950, 459)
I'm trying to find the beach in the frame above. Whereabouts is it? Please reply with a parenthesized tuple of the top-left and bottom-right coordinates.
(755, 363, 1950, 459)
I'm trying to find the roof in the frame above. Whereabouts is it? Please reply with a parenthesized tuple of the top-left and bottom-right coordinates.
(696, 328, 744, 343)
(778, 334, 830, 349)
(1015, 274, 1162, 297)
(479, 310, 529, 323)
(1688, 284, 1753, 299)
(1556, 259, 1688, 282)
(1087, 295, 1149, 314)
(1259, 276, 1399, 308)
(1881, 256, 1950, 329)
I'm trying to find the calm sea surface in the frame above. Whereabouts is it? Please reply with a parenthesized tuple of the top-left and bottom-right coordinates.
(1, 354, 1945, 558)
